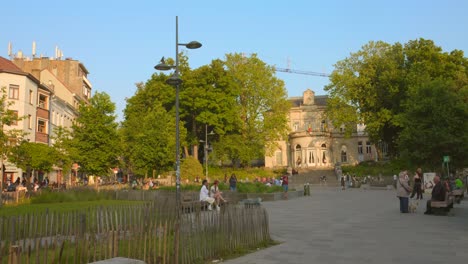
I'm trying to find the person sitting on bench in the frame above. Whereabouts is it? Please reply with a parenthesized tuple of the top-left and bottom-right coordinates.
(424, 175, 446, 215)
(200, 179, 215, 211)
(210, 180, 226, 211)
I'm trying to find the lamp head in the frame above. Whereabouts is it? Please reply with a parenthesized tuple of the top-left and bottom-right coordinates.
(185, 41, 202, 49)
(166, 74, 183, 86)
(154, 57, 173, 71)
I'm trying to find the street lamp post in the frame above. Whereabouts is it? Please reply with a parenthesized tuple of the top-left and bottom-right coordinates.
(200, 124, 215, 180)
(154, 16, 202, 213)
(154, 16, 201, 262)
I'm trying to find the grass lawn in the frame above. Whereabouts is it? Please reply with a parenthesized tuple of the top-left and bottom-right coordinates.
(0, 200, 144, 217)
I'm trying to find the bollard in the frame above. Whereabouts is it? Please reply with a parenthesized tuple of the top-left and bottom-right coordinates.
(304, 183, 310, 196)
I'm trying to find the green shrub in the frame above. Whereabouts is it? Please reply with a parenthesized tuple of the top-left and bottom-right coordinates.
(180, 156, 204, 182)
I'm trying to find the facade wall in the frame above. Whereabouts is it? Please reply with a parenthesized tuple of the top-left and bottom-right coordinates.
(13, 58, 91, 102)
(265, 89, 377, 169)
(0, 73, 38, 142)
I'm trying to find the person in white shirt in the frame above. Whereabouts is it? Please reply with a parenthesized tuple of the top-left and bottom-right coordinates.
(200, 179, 215, 210)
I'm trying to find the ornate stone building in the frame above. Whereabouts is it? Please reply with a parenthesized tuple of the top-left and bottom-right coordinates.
(265, 89, 378, 169)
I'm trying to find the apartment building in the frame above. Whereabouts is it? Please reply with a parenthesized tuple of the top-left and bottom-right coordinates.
(265, 89, 378, 169)
(0, 56, 52, 182)
(11, 54, 92, 184)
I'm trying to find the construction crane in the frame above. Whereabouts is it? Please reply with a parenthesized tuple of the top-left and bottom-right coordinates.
(275, 67, 330, 77)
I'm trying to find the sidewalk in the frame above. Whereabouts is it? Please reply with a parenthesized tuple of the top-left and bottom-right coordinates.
(224, 187, 468, 264)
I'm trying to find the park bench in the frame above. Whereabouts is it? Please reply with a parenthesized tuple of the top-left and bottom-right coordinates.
(430, 192, 454, 214)
(239, 198, 262, 208)
(181, 192, 208, 213)
(449, 189, 464, 204)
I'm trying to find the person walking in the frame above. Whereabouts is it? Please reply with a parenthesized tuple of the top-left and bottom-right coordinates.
(340, 176, 345, 190)
(281, 174, 289, 199)
(410, 168, 424, 200)
(396, 171, 412, 213)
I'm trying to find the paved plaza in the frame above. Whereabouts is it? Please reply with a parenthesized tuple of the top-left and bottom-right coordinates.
(225, 187, 468, 264)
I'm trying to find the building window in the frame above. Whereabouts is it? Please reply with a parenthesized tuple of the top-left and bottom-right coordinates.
(38, 94, 48, 109)
(29, 90, 33, 104)
(275, 151, 283, 166)
(366, 141, 372, 154)
(320, 120, 326, 132)
(38, 119, 47, 133)
(358, 141, 363, 154)
(293, 122, 299, 132)
(9, 84, 19, 99)
(341, 150, 347, 163)
(341, 145, 348, 163)
(28, 115, 32, 129)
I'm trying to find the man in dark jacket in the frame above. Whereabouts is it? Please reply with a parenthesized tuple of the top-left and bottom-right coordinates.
(424, 175, 446, 214)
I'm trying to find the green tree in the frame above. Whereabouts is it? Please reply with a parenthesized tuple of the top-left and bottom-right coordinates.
(222, 53, 290, 166)
(9, 141, 58, 173)
(398, 79, 468, 168)
(181, 59, 240, 158)
(72, 92, 120, 176)
(123, 100, 182, 175)
(325, 41, 405, 155)
(50, 126, 76, 179)
(325, 38, 468, 167)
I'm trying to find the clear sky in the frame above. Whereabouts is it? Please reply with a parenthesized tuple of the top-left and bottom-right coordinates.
(2, 0, 467, 119)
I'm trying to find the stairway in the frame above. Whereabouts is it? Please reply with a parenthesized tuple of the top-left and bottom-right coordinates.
(289, 168, 339, 187)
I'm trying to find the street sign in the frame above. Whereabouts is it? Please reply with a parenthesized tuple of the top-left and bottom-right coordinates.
(443, 156, 450, 163)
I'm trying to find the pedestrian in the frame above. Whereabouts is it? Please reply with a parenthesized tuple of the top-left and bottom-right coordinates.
(229, 174, 237, 191)
(341, 176, 345, 190)
(281, 174, 289, 199)
(410, 168, 424, 200)
(396, 171, 412, 213)
(393, 174, 397, 189)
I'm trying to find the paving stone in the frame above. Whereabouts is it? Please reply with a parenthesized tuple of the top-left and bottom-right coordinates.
(224, 187, 468, 263)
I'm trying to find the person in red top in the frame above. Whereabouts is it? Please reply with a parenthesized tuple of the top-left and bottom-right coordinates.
(281, 174, 289, 199)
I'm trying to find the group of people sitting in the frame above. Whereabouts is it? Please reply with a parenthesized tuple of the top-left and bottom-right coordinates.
(5, 176, 48, 192)
(199, 180, 227, 211)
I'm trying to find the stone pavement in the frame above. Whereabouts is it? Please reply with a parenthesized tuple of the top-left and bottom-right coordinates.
(224, 187, 468, 264)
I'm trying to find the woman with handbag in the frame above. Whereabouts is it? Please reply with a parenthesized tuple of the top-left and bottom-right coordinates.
(397, 170, 413, 213)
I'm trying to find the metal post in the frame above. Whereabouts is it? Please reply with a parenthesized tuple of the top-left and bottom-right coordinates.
(174, 15, 181, 264)
(205, 124, 208, 180)
(175, 16, 181, 214)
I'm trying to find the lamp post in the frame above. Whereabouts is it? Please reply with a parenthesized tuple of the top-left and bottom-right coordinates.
(154, 16, 201, 263)
(154, 16, 202, 212)
(200, 124, 215, 180)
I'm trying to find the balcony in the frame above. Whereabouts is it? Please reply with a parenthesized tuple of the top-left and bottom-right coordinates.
(35, 132, 49, 144)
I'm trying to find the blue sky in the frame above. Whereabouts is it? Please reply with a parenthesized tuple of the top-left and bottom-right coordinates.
(2, 0, 467, 119)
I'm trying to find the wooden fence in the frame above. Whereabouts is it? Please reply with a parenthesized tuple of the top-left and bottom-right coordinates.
(0, 201, 270, 263)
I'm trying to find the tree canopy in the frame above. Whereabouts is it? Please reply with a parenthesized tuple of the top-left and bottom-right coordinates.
(325, 38, 468, 168)
(71, 91, 120, 176)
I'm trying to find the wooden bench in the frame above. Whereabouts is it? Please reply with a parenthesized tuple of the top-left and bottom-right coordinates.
(449, 189, 465, 204)
(181, 192, 208, 213)
(430, 192, 454, 214)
